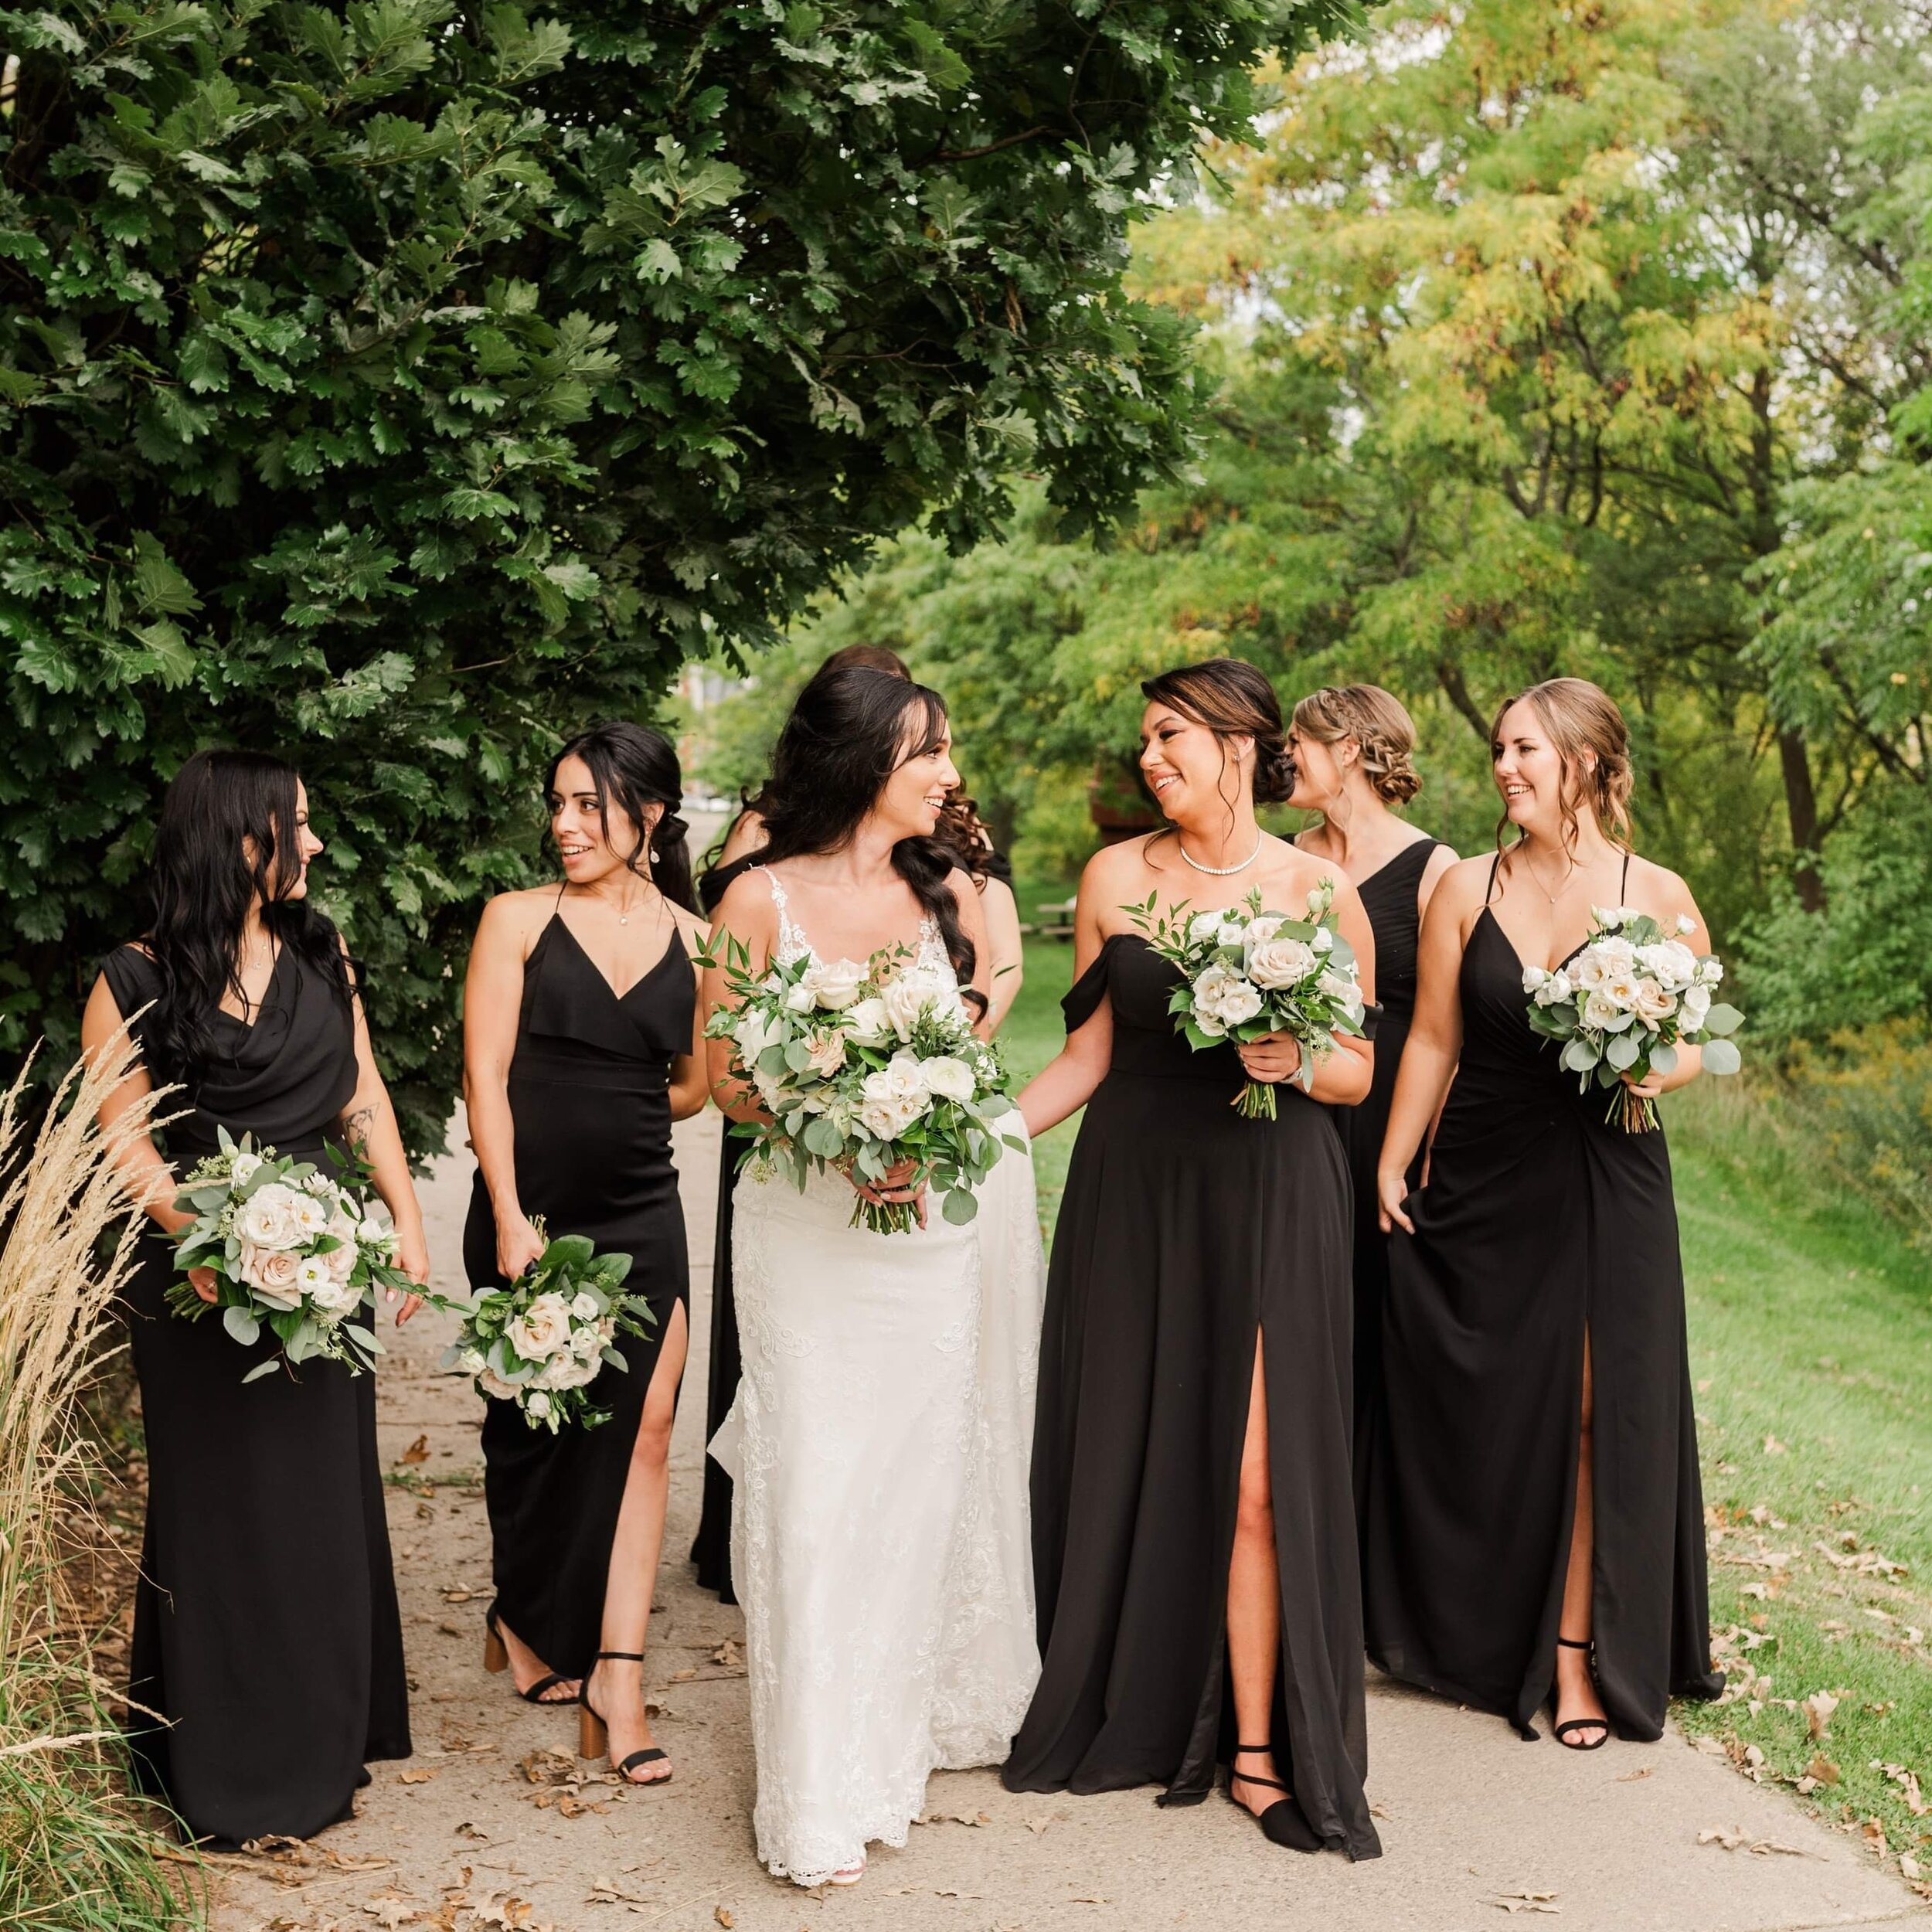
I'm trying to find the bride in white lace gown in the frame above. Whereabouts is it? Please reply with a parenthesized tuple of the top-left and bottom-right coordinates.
(702, 667, 1042, 1888)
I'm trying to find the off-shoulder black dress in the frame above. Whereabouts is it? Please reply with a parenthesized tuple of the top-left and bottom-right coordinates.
(101, 937, 409, 1849)
(1002, 934, 1380, 1862)
(464, 908, 695, 1677)
(1361, 857, 1723, 1738)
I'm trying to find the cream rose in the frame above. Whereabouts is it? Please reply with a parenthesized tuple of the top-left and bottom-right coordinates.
(1583, 989, 1631, 1031)
(478, 1367, 520, 1401)
(1247, 935, 1316, 991)
(1635, 940, 1698, 992)
(920, 1055, 976, 1103)
(1192, 964, 1263, 1036)
(240, 1242, 304, 1309)
(880, 974, 940, 1043)
(1532, 968, 1573, 1009)
(230, 1151, 263, 1186)
(845, 996, 890, 1046)
(238, 1184, 303, 1250)
(570, 1291, 602, 1323)
(509, 1291, 573, 1362)
(1680, 983, 1712, 1030)
(803, 1027, 849, 1079)
(526, 1391, 553, 1420)
(1631, 978, 1678, 1027)
(802, 957, 869, 1011)
(1188, 910, 1229, 945)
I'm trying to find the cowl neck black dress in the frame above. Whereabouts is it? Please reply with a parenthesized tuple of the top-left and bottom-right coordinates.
(1003, 934, 1380, 1862)
(1362, 859, 1723, 1738)
(463, 910, 695, 1678)
(103, 937, 410, 1849)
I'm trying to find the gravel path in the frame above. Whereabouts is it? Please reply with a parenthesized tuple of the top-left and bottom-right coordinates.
(211, 1114, 1920, 1932)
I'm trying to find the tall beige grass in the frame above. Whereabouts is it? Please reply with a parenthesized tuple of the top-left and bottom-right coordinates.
(0, 1033, 202, 1928)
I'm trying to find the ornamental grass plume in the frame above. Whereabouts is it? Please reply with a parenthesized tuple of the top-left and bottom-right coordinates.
(0, 1033, 202, 1929)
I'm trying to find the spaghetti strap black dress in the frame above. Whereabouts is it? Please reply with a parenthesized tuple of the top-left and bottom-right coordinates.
(1328, 838, 1441, 1502)
(464, 912, 695, 1677)
(1003, 934, 1380, 1863)
(1361, 855, 1723, 1739)
(101, 937, 409, 1849)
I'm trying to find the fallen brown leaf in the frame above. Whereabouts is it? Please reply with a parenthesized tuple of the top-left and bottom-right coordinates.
(1802, 1690, 1842, 1741)
(398, 1434, 430, 1466)
(398, 1767, 439, 1785)
(1616, 1766, 1652, 1783)
(715, 1910, 734, 1929)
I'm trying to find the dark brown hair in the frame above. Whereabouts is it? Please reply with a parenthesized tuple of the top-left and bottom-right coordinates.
(1140, 658, 1297, 825)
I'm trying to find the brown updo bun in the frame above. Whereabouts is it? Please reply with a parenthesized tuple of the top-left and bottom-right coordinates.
(1141, 658, 1295, 804)
(1291, 685, 1423, 804)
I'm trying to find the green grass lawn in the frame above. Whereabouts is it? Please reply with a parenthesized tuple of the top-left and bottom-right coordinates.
(1001, 937, 1932, 1881)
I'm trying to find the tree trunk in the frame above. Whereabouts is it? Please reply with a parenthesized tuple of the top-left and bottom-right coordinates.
(1778, 727, 1825, 912)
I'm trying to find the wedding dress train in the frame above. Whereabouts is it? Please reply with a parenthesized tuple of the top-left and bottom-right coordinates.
(710, 871, 1042, 1884)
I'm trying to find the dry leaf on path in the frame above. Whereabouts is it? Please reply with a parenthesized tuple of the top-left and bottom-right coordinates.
(1872, 1762, 1930, 1815)
(399, 1767, 439, 1784)
(1699, 1827, 1808, 1856)
(1490, 1892, 1560, 1916)
(1617, 1767, 1652, 1782)
(398, 1434, 430, 1466)
(715, 1909, 735, 1928)
(587, 1876, 655, 1905)
(709, 1637, 744, 1669)
(362, 1903, 417, 1930)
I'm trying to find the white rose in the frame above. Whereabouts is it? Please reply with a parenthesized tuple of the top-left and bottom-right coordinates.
(230, 1151, 263, 1186)
(240, 1242, 304, 1309)
(802, 957, 868, 1011)
(734, 1006, 783, 1063)
(478, 1367, 519, 1400)
(1312, 926, 1334, 954)
(845, 996, 890, 1046)
(1635, 940, 1698, 992)
(509, 1291, 573, 1362)
(1319, 968, 1366, 1022)
(1676, 913, 1697, 935)
(879, 975, 938, 1043)
(287, 1191, 329, 1237)
(1247, 935, 1316, 991)
(1601, 972, 1640, 1011)
(526, 1391, 553, 1420)
(1244, 916, 1284, 945)
(1569, 950, 1610, 992)
(1188, 910, 1227, 945)
(457, 1346, 487, 1376)
(238, 1184, 303, 1250)
(782, 979, 815, 1013)
(1681, 983, 1712, 1030)
(1532, 969, 1573, 1008)
(307, 1274, 359, 1318)
(858, 1096, 917, 1141)
(1217, 919, 1247, 946)
(1192, 964, 1263, 1032)
(570, 1323, 605, 1360)
(920, 1055, 976, 1102)
(1582, 989, 1630, 1031)
(1700, 957, 1725, 985)
(323, 1236, 358, 1282)
(803, 1026, 849, 1079)
(1631, 978, 1677, 1027)
(570, 1291, 602, 1323)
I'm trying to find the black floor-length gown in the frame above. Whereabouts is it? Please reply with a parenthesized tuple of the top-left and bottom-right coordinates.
(1362, 855, 1723, 1739)
(104, 939, 410, 1849)
(1326, 838, 1441, 1499)
(1003, 934, 1380, 1862)
(464, 910, 694, 1675)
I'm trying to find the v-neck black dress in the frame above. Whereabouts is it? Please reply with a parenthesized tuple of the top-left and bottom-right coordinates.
(101, 935, 410, 1849)
(464, 913, 696, 1677)
(1361, 860, 1723, 1739)
(1003, 934, 1379, 1862)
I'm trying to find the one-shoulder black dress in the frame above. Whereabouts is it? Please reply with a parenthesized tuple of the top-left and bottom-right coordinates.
(464, 910, 695, 1679)
(102, 937, 409, 1849)
(1003, 934, 1380, 1862)
(1327, 838, 1441, 1499)
(1362, 859, 1723, 1738)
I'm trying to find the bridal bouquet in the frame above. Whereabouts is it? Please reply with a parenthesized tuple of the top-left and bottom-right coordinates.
(702, 934, 1020, 1233)
(1129, 879, 1367, 1121)
(1523, 906, 1742, 1131)
(168, 1128, 415, 1381)
(444, 1227, 651, 1432)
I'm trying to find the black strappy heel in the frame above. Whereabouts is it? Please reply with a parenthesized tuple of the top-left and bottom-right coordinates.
(580, 1651, 672, 1784)
(1552, 1636, 1609, 1750)
(1227, 1744, 1321, 1852)
(483, 1605, 578, 1706)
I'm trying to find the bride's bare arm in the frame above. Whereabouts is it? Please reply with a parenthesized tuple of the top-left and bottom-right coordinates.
(703, 873, 781, 1125)
(1017, 852, 1120, 1138)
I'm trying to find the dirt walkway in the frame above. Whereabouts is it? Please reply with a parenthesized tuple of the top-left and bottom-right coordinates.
(212, 1115, 1920, 1932)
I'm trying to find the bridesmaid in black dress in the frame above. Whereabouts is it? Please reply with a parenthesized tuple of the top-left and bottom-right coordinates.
(1364, 678, 1723, 1750)
(1286, 685, 1456, 1502)
(81, 750, 427, 1847)
(464, 725, 709, 1784)
(1004, 659, 1382, 1862)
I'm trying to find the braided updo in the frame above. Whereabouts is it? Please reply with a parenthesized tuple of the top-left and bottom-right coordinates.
(1488, 677, 1634, 854)
(1140, 658, 1296, 805)
(1291, 685, 1423, 805)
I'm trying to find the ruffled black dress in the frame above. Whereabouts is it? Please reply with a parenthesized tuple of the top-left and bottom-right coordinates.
(102, 937, 409, 1849)
(1361, 858, 1723, 1737)
(464, 912, 694, 1677)
(1003, 934, 1379, 1862)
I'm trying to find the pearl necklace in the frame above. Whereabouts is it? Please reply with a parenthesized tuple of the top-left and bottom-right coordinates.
(1177, 831, 1264, 877)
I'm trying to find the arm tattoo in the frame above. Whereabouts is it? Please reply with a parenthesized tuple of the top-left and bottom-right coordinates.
(341, 1102, 379, 1150)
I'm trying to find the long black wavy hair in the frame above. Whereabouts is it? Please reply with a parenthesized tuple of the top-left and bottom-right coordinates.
(141, 749, 353, 1077)
(547, 723, 696, 913)
(757, 667, 978, 993)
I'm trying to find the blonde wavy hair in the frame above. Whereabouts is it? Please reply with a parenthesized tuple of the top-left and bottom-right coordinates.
(1489, 677, 1633, 855)
(1291, 685, 1423, 805)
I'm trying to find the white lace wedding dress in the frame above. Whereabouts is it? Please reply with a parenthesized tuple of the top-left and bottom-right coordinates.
(709, 869, 1043, 1886)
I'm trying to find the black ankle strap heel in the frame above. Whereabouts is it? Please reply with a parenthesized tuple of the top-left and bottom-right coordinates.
(580, 1651, 671, 1784)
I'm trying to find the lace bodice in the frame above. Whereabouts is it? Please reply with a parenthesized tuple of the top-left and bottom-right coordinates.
(760, 866, 950, 976)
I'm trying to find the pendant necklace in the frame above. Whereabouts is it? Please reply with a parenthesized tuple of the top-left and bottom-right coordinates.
(1177, 832, 1264, 877)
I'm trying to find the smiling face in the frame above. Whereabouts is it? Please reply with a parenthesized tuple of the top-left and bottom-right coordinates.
(872, 703, 960, 843)
(1492, 698, 1587, 840)
(1139, 700, 1250, 823)
(550, 753, 653, 886)
(251, 779, 324, 903)
(1286, 729, 1351, 813)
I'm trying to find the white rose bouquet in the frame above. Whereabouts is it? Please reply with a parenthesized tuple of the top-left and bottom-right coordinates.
(167, 1128, 417, 1381)
(443, 1225, 653, 1434)
(701, 933, 1021, 1234)
(1128, 880, 1368, 1121)
(1522, 905, 1742, 1131)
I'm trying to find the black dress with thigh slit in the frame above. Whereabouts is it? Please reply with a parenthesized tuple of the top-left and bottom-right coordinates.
(1361, 857, 1723, 1738)
(1328, 838, 1441, 1509)
(464, 913, 694, 1677)
(103, 937, 410, 1849)
(1002, 934, 1380, 1862)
